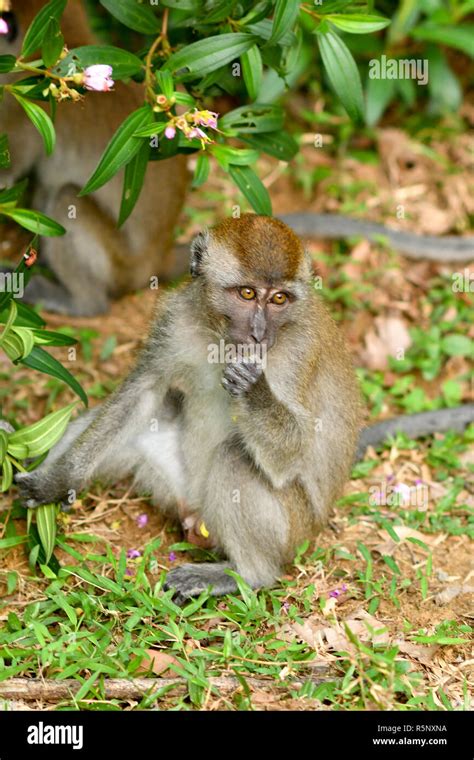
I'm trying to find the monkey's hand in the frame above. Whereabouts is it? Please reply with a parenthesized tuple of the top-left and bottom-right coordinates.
(15, 467, 73, 510)
(221, 359, 264, 398)
(164, 562, 237, 604)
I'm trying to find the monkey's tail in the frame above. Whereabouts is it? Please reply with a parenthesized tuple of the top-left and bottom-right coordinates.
(355, 403, 474, 461)
(279, 213, 474, 263)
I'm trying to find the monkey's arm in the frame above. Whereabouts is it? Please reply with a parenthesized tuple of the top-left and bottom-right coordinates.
(280, 213, 474, 263)
(355, 404, 474, 461)
(15, 300, 177, 508)
(224, 363, 311, 487)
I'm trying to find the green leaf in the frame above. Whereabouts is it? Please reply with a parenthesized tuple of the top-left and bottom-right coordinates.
(327, 14, 390, 34)
(118, 140, 150, 227)
(8, 402, 76, 459)
(163, 33, 258, 80)
(0, 207, 65, 236)
(100, 0, 160, 34)
(35, 504, 57, 565)
(30, 329, 77, 347)
(241, 131, 298, 161)
(21, 0, 67, 58)
(0, 55, 16, 73)
(228, 165, 272, 215)
(212, 145, 259, 169)
(132, 122, 166, 138)
(1, 456, 13, 492)
(426, 47, 462, 112)
(192, 153, 210, 188)
(80, 105, 153, 196)
(220, 103, 284, 133)
(246, 20, 296, 48)
(317, 31, 365, 122)
(0, 133, 10, 169)
(21, 346, 88, 406)
(0, 429, 8, 464)
(411, 24, 474, 57)
(53, 45, 143, 80)
(441, 334, 473, 357)
(0, 301, 45, 328)
(11, 94, 55, 156)
(268, 0, 300, 46)
(42, 16, 65, 68)
(241, 45, 263, 101)
(365, 75, 396, 126)
(0, 179, 28, 206)
(10, 326, 35, 361)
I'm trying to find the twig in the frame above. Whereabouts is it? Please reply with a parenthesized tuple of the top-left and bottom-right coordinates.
(0, 671, 330, 702)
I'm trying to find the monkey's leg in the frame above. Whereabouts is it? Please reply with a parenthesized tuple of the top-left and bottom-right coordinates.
(23, 185, 123, 316)
(165, 441, 292, 603)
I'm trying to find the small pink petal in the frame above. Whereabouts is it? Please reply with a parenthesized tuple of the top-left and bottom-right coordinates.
(0, 18, 8, 35)
(136, 514, 148, 528)
(127, 548, 141, 559)
(83, 64, 114, 92)
(168, 551, 177, 562)
(165, 126, 176, 139)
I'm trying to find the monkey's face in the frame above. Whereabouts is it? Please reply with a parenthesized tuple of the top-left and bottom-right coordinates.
(218, 283, 297, 351)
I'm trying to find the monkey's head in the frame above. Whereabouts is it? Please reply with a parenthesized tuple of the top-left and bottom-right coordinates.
(190, 214, 312, 351)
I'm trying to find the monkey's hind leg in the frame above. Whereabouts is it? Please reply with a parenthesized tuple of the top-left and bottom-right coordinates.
(165, 441, 295, 603)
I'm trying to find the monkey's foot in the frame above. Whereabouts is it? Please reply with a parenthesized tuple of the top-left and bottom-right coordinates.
(164, 562, 236, 604)
(15, 470, 68, 509)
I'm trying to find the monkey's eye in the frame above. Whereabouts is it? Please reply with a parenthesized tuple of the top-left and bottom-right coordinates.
(271, 292, 288, 305)
(239, 287, 256, 301)
(0, 13, 18, 43)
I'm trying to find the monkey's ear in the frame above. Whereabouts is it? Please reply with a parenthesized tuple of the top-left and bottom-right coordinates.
(190, 230, 209, 278)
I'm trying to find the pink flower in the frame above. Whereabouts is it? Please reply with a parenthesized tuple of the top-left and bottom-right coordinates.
(168, 551, 177, 562)
(165, 125, 176, 139)
(0, 18, 8, 34)
(127, 548, 141, 559)
(136, 514, 148, 528)
(193, 110, 219, 129)
(83, 64, 114, 92)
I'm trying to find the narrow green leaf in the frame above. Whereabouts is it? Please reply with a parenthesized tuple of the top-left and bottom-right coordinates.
(241, 132, 298, 161)
(0, 133, 10, 169)
(8, 402, 76, 459)
(35, 504, 57, 565)
(212, 145, 259, 169)
(80, 105, 153, 196)
(365, 75, 396, 126)
(317, 31, 365, 122)
(0, 55, 16, 73)
(53, 45, 143, 80)
(228, 165, 272, 215)
(11, 94, 55, 155)
(327, 14, 390, 34)
(0, 429, 8, 464)
(220, 103, 284, 133)
(30, 329, 77, 347)
(21, 0, 67, 58)
(411, 24, 474, 57)
(0, 207, 65, 236)
(118, 140, 150, 227)
(10, 326, 35, 361)
(21, 346, 88, 406)
(241, 45, 263, 101)
(268, 0, 300, 46)
(1, 455, 13, 492)
(100, 0, 160, 34)
(42, 16, 65, 68)
(163, 33, 258, 80)
(192, 153, 210, 188)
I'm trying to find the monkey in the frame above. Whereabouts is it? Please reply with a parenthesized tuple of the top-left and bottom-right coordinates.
(0, 0, 189, 316)
(14, 213, 362, 602)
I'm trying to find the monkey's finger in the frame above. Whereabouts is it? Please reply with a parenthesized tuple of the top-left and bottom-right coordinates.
(221, 376, 245, 397)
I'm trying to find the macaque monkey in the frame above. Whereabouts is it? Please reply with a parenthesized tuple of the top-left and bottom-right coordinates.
(15, 214, 362, 601)
(0, 0, 188, 316)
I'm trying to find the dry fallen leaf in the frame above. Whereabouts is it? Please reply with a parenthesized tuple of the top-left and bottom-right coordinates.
(135, 649, 178, 676)
(362, 315, 411, 370)
(434, 585, 474, 606)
